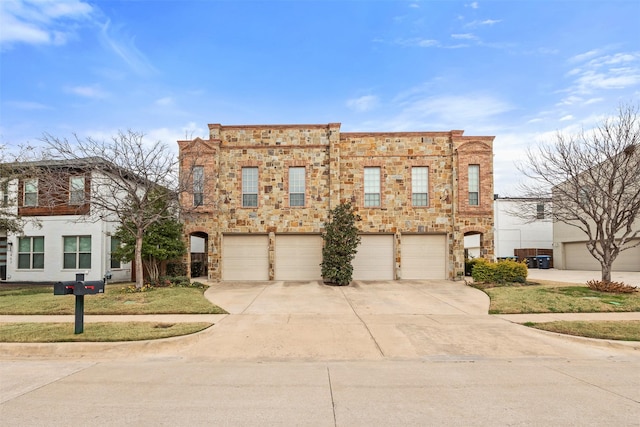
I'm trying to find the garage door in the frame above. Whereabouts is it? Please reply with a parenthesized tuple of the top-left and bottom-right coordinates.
(564, 240, 640, 272)
(275, 235, 323, 280)
(352, 235, 394, 280)
(222, 235, 269, 280)
(402, 234, 447, 279)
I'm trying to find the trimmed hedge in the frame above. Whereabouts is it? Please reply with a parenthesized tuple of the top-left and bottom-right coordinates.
(471, 258, 528, 284)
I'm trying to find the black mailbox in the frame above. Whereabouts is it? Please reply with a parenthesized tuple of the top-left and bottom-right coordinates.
(54, 281, 76, 295)
(74, 281, 105, 295)
(52, 278, 106, 334)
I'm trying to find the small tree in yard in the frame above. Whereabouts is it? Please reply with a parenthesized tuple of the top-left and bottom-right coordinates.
(112, 193, 186, 284)
(517, 103, 640, 282)
(321, 202, 361, 286)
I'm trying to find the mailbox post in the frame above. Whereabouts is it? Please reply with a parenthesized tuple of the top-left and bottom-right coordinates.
(53, 279, 105, 334)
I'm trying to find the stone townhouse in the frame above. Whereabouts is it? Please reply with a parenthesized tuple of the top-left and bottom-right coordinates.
(178, 123, 494, 281)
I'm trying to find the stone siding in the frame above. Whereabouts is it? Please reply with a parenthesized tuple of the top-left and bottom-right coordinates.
(179, 123, 494, 280)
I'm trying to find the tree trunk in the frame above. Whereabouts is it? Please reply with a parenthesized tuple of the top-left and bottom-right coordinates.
(601, 261, 612, 283)
(135, 231, 144, 289)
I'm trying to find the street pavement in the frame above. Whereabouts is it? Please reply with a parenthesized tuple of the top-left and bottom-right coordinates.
(1, 270, 639, 426)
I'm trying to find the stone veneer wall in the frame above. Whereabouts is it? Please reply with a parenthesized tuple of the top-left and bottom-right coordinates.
(179, 124, 494, 281)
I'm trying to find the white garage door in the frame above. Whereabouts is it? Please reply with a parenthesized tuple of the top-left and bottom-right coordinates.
(275, 235, 323, 280)
(352, 235, 394, 280)
(564, 240, 640, 272)
(402, 234, 447, 279)
(222, 235, 269, 280)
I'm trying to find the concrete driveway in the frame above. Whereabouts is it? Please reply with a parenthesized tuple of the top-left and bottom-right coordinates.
(170, 279, 638, 361)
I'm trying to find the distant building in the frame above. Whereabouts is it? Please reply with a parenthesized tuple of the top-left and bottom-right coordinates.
(463, 196, 552, 259)
(179, 123, 495, 281)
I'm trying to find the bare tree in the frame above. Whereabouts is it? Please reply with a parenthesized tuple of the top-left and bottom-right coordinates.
(517, 103, 640, 282)
(39, 130, 188, 288)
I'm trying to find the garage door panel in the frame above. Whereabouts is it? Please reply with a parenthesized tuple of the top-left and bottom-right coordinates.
(564, 240, 640, 272)
(222, 235, 269, 280)
(275, 235, 322, 280)
(352, 235, 394, 280)
(402, 234, 447, 280)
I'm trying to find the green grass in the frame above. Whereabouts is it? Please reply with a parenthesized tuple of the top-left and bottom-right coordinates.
(0, 322, 213, 342)
(482, 282, 640, 314)
(0, 284, 227, 315)
(524, 320, 640, 341)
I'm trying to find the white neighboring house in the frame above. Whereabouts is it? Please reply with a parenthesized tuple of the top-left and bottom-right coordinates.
(464, 196, 552, 259)
(0, 159, 132, 283)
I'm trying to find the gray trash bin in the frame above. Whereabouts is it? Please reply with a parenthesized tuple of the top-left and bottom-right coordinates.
(537, 255, 551, 269)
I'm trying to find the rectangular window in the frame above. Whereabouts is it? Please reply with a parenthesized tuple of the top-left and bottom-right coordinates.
(17, 236, 44, 269)
(468, 165, 480, 206)
(412, 167, 429, 206)
(110, 237, 121, 269)
(289, 167, 305, 207)
(364, 167, 381, 207)
(536, 203, 545, 219)
(193, 166, 204, 206)
(24, 178, 37, 207)
(1, 180, 8, 206)
(242, 167, 258, 207)
(63, 236, 91, 269)
(69, 176, 85, 204)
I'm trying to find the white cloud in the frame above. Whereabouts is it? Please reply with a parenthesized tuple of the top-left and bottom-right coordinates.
(559, 115, 574, 121)
(66, 85, 109, 99)
(99, 19, 157, 76)
(468, 2, 479, 9)
(155, 97, 174, 107)
(465, 19, 501, 28)
(0, 0, 93, 49)
(560, 50, 640, 105)
(346, 95, 379, 112)
(451, 33, 478, 41)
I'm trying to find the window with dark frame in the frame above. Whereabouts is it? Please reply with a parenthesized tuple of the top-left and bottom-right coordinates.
(193, 166, 204, 206)
(63, 236, 91, 269)
(17, 236, 44, 269)
(110, 237, 121, 269)
(242, 167, 258, 207)
(24, 178, 37, 207)
(536, 203, 545, 219)
(69, 176, 85, 204)
(1, 180, 8, 206)
(364, 167, 381, 207)
(412, 166, 429, 206)
(289, 167, 305, 207)
(468, 165, 480, 206)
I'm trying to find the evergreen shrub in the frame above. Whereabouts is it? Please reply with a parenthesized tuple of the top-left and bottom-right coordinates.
(471, 259, 528, 284)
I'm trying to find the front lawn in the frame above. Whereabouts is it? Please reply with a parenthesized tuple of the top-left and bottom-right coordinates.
(0, 322, 213, 342)
(479, 280, 640, 314)
(525, 320, 640, 341)
(0, 283, 227, 315)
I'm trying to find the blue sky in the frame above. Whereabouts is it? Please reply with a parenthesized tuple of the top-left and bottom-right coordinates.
(1, 0, 639, 194)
